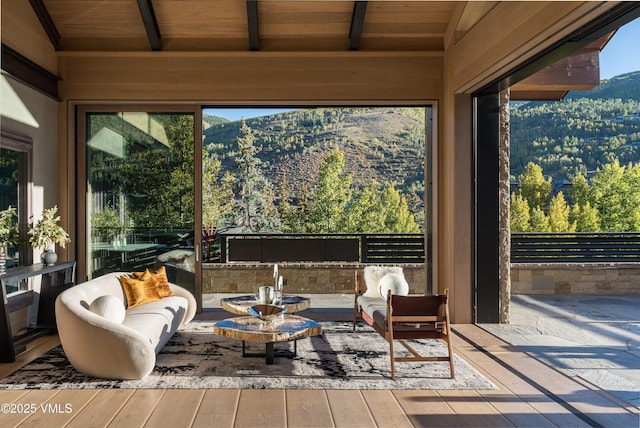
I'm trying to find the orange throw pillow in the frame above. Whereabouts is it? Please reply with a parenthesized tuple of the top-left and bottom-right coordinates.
(119, 273, 162, 309)
(132, 266, 174, 298)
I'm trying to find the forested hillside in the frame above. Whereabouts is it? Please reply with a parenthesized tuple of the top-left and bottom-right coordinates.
(511, 71, 640, 181)
(202, 107, 425, 194)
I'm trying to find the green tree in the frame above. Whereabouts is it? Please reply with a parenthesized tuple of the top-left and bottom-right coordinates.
(230, 121, 281, 232)
(120, 114, 195, 229)
(379, 183, 420, 233)
(307, 147, 352, 233)
(277, 174, 298, 233)
(341, 181, 420, 233)
(518, 162, 552, 211)
(569, 201, 601, 232)
(589, 159, 640, 231)
(548, 192, 576, 232)
(342, 181, 385, 233)
(510, 193, 530, 232)
(570, 172, 591, 207)
(202, 146, 235, 229)
(630, 163, 640, 231)
(405, 186, 425, 231)
(530, 206, 550, 232)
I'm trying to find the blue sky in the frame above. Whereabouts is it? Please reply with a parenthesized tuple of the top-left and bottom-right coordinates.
(204, 19, 639, 121)
(203, 108, 295, 122)
(600, 18, 640, 79)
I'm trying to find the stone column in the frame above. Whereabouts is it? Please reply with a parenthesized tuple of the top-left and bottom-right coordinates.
(499, 88, 511, 323)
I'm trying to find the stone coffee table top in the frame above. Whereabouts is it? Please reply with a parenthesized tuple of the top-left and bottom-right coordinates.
(220, 294, 310, 315)
(213, 314, 321, 344)
(213, 314, 322, 364)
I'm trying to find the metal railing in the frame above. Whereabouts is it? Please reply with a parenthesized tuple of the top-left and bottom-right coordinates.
(217, 233, 425, 264)
(511, 232, 640, 263)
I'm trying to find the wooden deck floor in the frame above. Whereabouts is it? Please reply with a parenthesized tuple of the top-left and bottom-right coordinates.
(0, 325, 637, 428)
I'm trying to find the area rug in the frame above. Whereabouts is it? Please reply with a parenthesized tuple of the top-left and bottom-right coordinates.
(0, 321, 496, 390)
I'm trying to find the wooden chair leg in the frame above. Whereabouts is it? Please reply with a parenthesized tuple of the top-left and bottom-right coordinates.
(353, 270, 359, 332)
(447, 337, 455, 379)
(389, 336, 396, 380)
(352, 305, 358, 332)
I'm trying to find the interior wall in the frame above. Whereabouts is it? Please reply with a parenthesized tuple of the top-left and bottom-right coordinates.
(0, 74, 59, 263)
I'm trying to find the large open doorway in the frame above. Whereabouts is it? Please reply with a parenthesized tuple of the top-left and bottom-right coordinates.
(199, 106, 434, 310)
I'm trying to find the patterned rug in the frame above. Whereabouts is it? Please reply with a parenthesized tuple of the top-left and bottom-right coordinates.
(0, 321, 496, 390)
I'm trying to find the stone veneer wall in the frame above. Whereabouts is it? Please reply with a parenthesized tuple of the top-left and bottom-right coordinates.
(511, 263, 640, 294)
(202, 263, 426, 294)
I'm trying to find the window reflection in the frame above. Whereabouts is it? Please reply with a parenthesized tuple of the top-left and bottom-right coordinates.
(86, 112, 196, 293)
(0, 132, 32, 270)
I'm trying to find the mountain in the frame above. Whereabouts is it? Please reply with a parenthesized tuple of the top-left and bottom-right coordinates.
(202, 107, 425, 193)
(202, 113, 229, 130)
(565, 71, 640, 101)
(510, 71, 640, 181)
(201, 72, 640, 195)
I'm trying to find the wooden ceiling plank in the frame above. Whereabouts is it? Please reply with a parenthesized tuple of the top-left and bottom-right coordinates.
(137, 0, 162, 51)
(28, 0, 61, 50)
(349, 1, 368, 51)
(247, 0, 260, 51)
(454, 1, 498, 43)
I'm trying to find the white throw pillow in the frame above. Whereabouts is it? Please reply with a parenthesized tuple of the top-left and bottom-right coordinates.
(362, 266, 404, 298)
(378, 273, 409, 299)
(89, 295, 126, 324)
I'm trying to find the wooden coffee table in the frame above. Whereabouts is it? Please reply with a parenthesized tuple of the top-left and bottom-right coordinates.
(220, 294, 310, 315)
(213, 314, 322, 364)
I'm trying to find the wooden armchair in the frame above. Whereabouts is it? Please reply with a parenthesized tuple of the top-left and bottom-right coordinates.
(354, 270, 455, 380)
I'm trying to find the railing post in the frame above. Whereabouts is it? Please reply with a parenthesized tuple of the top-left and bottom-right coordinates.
(219, 235, 227, 263)
(360, 234, 368, 263)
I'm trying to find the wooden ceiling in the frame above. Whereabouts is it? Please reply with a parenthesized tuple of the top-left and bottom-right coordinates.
(32, 0, 496, 52)
(23, 0, 614, 99)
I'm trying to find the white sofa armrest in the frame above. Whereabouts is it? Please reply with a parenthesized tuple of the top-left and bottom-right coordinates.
(55, 294, 156, 379)
(169, 282, 197, 325)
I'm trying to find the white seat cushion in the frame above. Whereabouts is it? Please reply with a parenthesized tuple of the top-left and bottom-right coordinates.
(123, 295, 188, 353)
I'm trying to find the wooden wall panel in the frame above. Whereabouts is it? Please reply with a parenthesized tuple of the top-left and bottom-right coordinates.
(452, 93, 472, 324)
(57, 53, 443, 102)
(438, 43, 473, 323)
(1, 0, 57, 74)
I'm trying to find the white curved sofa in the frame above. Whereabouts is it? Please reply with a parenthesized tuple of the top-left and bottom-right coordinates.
(55, 272, 196, 380)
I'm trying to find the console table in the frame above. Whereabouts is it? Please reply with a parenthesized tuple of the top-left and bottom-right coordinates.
(0, 262, 76, 363)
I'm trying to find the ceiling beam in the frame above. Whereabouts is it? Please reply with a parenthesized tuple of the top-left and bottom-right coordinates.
(137, 0, 162, 51)
(349, 1, 368, 51)
(28, 0, 61, 51)
(1, 44, 59, 100)
(247, 0, 260, 51)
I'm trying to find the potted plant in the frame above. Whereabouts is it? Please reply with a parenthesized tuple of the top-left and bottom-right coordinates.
(28, 206, 70, 266)
(0, 206, 19, 274)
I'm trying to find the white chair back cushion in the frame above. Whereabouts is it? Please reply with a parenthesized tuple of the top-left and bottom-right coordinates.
(362, 266, 404, 298)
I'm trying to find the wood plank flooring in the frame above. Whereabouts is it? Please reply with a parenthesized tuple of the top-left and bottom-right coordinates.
(0, 325, 637, 428)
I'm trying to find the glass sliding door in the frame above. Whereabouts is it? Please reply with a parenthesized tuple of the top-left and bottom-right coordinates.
(82, 110, 198, 295)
